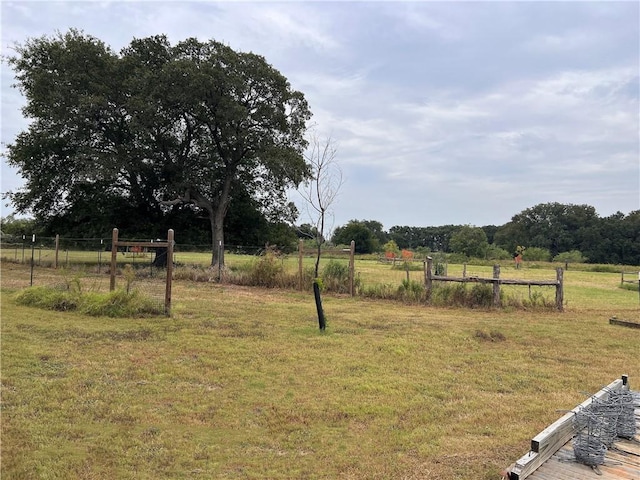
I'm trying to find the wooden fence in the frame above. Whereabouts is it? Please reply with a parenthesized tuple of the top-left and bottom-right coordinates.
(620, 271, 639, 284)
(423, 257, 564, 311)
(109, 228, 174, 315)
(298, 239, 357, 296)
(620, 271, 640, 304)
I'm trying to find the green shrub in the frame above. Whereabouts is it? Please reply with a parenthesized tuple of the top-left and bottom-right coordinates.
(15, 285, 79, 311)
(248, 251, 286, 287)
(468, 283, 493, 307)
(485, 245, 512, 261)
(322, 260, 349, 293)
(397, 279, 425, 303)
(502, 290, 555, 310)
(522, 247, 551, 262)
(553, 250, 587, 263)
(361, 283, 397, 300)
(429, 283, 495, 308)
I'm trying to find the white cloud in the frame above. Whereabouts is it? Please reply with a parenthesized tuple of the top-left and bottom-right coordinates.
(1, 1, 638, 226)
(523, 30, 604, 54)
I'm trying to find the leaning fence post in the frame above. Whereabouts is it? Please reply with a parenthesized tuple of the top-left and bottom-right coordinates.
(492, 264, 501, 307)
(54, 234, 60, 269)
(30, 234, 36, 286)
(425, 256, 433, 299)
(555, 267, 564, 311)
(110, 228, 119, 291)
(165, 229, 174, 315)
(349, 240, 355, 296)
(298, 239, 304, 291)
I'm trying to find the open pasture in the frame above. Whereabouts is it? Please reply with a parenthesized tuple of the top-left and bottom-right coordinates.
(1, 260, 639, 479)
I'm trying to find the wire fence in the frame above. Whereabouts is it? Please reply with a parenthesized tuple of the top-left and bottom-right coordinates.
(0, 236, 172, 308)
(0, 234, 580, 310)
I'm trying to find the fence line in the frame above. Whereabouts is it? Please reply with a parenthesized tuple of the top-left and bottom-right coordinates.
(423, 257, 564, 311)
(620, 271, 640, 284)
(109, 228, 174, 315)
(620, 271, 640, 304)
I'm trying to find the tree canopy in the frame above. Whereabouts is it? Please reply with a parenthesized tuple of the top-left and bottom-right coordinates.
(332, 220, 379, 254)
(449, 225, 488, 259)
(5, 30, 311, 264)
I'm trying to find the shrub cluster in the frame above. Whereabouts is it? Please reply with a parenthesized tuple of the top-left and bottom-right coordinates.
(322, 260, 350, 293)
(501, 290, 556, 310)
(15, 285, 163, 317)
(429, 283, 495, 308)
(213, 254, 355, 293)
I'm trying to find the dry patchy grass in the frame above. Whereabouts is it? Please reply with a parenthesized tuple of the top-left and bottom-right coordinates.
(1, 261, 639, 479)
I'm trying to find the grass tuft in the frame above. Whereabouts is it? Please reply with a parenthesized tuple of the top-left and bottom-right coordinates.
(15, 285, 163, 317)
(474, 329, 506, 342)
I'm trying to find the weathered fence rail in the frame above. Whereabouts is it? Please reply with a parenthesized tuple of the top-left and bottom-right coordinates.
(620, 271, 639, 284)
(424, 257, 564, 311)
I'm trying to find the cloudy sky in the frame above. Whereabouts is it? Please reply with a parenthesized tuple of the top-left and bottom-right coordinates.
(1, 1, 639, 232)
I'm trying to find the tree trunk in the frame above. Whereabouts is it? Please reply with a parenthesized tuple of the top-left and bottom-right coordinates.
(208, 174, 234, 267)
(209, 209, 225, 267)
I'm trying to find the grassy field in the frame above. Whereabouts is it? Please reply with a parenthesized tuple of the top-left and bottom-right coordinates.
(2, 259, 639, 479)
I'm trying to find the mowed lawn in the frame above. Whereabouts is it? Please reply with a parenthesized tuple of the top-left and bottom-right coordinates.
(1, 260, 639, 479)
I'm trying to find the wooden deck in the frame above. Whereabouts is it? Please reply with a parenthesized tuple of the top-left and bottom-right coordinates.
(524, 432, 640, 479)
(505, 376, 640, 479)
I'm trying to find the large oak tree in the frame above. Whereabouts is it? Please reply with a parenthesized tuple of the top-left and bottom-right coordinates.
(6, 30, 311, 264)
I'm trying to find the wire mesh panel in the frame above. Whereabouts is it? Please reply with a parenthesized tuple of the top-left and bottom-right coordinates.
(609, 390, 637, 439)
(573, 404, 609, 467)
(109, 229, 174, 315)
(572, 388, 636, 468)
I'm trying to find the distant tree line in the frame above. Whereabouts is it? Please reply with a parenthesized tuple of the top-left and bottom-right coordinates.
(329, 203, 640, 265)
(2, 202, 638, 265)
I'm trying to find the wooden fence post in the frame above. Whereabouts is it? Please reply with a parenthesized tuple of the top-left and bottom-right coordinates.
(555, 267, 564, 311)
(425, 256, 433, 299)
(110, 228, 118, 291)
(493, 264, 501, 307)
(165, 229, 174, 315)
(349, 240, 355, 296)
(54, 234, 60, 269)
(298, 239, 304, 291)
